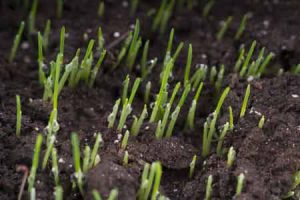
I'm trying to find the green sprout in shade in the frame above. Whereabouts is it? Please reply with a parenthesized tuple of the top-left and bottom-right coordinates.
(92, 190, 103, 200)
(258, 115, 265, 129)
(130, 0, 139, 16)
(144, 81, 151, 104)
(123, 150, 129, 166)
(28, 134, 43, 195)
(126, 20, 142, 70)
(131, 105, 148, 136)
(163, 28, 184, 67)
(9, 21, 25, 63)
(37, 32, 46, 85)
(121, 130, 130, 150)
(240, 84, 251, 118)
(284, 171, 300, 199)
(108, 189, 119, 200)
(42, 135, 56, 169)
(138, 161, 162, 200)
(52, 148, 60, 186)
(226, 146, 236, 168)
(190, 64, 207, 90)
(205, 175, 213, 200)
(43, 19, 51, 50)
(54, 185, 63, 200)
(98, 1, 105, 17)
(108, 99, 121, 128)
(152, 0, 175, 34)
(15, 95, 22, 137)
(28, 0, 38, 34)
(189, 155, 197, 178)
(215, 64, 225, 92)
(202, 87, 230, 157)
(71, 132, 84, 194)
(184, 44, 193, 86)
(202, 0, 215, 17)
(97, 27, 105, 53)
(235, 173, 245, 196)
(235, 14, 248, 40)
(217, 16, 233, 41)
(216, 122, 230, 156)
(56, 0, 63, 19)
(141, 41, 157, 79)
(228, 106, 234, 130)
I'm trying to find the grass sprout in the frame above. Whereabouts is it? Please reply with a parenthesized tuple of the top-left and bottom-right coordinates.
(38, 32, 46, 85)
(43, 19, 51, 50)
(130, 0, 139, 16)
(205, 175, 213, 200)
(190, 64, 207, 89)
(189, 155, 197, 178)
(217, 16, 233, 41)
(152, 0, 175, 34)
(123, 150, 129, 166)
(117, 99, 132, 131)
(92, 190, 102, 200)
(122, 75, 130, 104)
(98, 1, 105, 17)
(28, 134, 43, 194)
(9, 21, 25, 63)
(202, 87, 230, 157)
(228, 106, 234, 130)
(97, 27, 105, 53)
(131, 105, 148, 136)
(108, 189, 119, 200)
(216, 122, 230, 156)
(202, 0, 215, 17)
(184, 44, 193, 86)
(126, 20, 142, 70)
(291, 64, 300, 74)
(56, 0, 63, 19)
(226, 146, 236, 168)
(71, 132, 84, 194)
(121, 130, 130, 150)
(28, 0, 38, 34)
(108, 99, 121, 128)
(258, 115, 265, 129)
(186, 82, 204, 129)
(16, 95, 22, 137)
(54, 186, 63, 200)
(144, 81, 151, 104)
(42, 135, 56, 169)
(51, 148, 60, 185)
(235, 14, 248, 40)
(138, 161, 162, 200)
(284, 171, 300, 198)
(235, 173, 245, 196)
(141, 41, 157, 79)
(240, 84, 251, 118)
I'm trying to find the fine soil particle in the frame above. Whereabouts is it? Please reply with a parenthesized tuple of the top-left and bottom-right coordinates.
(0, 0, 300, 200)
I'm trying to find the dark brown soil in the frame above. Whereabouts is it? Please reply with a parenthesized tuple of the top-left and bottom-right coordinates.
(0, 0, 300, 200)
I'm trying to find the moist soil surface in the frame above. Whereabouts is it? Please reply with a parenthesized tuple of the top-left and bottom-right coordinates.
(1, 0, 300, 199)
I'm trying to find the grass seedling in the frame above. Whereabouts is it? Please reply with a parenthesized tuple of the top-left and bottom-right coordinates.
(202, 87, 230, 157)
(144, 81, 151, 104)
(131, 105, 148, 136)
(122, 75, 130, 104)
(215, 64, 225, 92)
(126, 20, 142, 70)
(205, 175, 213, 200)
(130, 0, 139, 16)
(226, 146, 236, 168)
(209, 66, 217, 84)
(202, 0, 215, 17)
(228, 106, 234, 130)
(284, 171, 300, 198)
(258, 115, 265, 129)
(98, 1, 105, 17)
(56, 0, 63, 19)
(184, 44, 193, 86)
(165, 106, 180, 137)
(55, 186, 63, 200)
(15, 95, 22, 137)
(42, 135, 56, 169)
(38, 32, 46, 85)
(235, 173, 245, 196)
(190, 64, 208, 90)
(186, 82, 204, 129)
(123, 150, 129, 166)
(51, 148, 60, 185)
(235, 14, 248, 40)
(43, 19, 51, 50)
(217, 16, 233, 41)
(113, 32, 133, 69)
(28, 134, 43, 194)
(89, 133, 102, 169)
(240, 84, 251, 118)
(108, 99, 121, 128)
(71, 133, 84, 194)
(30, 188, 36, 200)
(28, 0, 38, 34)
(239, 41, 256, 77)
(150, 59, 173, 122)
(152, 0, 175, 34)
(291, 64, 300, 74)
(189, 155, 197, 178)
(138, 161, 162, 200)
(216, 122, 230, 156)
(108, 189, 118, 200)
(83, 146, 91, 173)
(141, 41, 157, 79)
(89, 50, 107, 87)
(92, 190, 103, 200)
(97, 27, 105, 53)
(9, 21, 25, 63)
(121, 130, 130, 150)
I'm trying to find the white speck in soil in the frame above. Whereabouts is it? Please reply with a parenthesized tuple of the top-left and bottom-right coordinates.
(113, 32, 120, 38)
(291, 94, 299, 98)
(122, 1, 128, 7)
(59, 158, 65, 163)
(21, 41, 30, 50)
(83, 33, 89, 41)
(145, 126, 150, 130)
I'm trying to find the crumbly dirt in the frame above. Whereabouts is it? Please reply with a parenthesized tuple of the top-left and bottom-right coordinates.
(0, 0, 300, 200)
